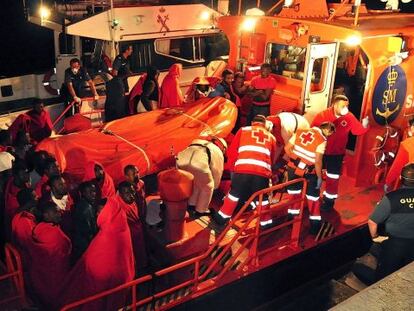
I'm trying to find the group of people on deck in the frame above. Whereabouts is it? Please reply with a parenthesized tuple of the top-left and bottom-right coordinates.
(0, 111, 147, 309)
(1, 43, 414, 309)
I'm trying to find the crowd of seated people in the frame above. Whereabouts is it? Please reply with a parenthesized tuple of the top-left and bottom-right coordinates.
(0, 119, 148, 308)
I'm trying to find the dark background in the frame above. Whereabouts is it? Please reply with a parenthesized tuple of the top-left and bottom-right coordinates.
(0, 0, 413, 78)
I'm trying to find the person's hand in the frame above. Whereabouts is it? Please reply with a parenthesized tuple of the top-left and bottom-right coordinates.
(372, 235, 389, 243)
(224, 92, 231, 100)
(362, 116, 369, 128)
(316, 177, 323, 189)
(94, 94, 99, 101)
(73, 96, 82, 103)
(384, 184, 389, 193)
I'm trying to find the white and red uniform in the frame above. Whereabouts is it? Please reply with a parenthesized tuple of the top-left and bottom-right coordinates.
(286, 127, 327, 226)
(267, 112, 310, 164)
(218, 123, 276, 226)
(176, 138, 225, 213)
(385, 136, 414, 189)
(312, 107, 368, 206)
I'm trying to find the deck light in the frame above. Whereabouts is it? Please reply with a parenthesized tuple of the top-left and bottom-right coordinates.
(284, 0, 295, 7)
(241, 18, 257, 32)
(39, 6, 51, 20)
(200, 11, 211, 21)
(345, 35, 362, 46)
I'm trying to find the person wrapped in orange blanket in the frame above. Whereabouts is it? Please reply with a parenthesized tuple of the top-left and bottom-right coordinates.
(118, 181, 148, 271)
(83, 161, 115, 199)
(160, 63, 184, 108)
(59, 187, 135, 311)
(29, 201, 72, 306)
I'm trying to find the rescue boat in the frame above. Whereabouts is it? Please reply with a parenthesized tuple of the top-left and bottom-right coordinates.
(2, 0, 414, 310)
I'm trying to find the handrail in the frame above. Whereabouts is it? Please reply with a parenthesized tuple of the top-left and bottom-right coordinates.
(52, 96, 105, 133)
(60, 178, 307, 310)
(60, 275, 153, 311)
(0, 244, 26, 307)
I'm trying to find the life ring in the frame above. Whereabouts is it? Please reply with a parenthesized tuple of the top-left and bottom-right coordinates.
(43, 69, 59, 96)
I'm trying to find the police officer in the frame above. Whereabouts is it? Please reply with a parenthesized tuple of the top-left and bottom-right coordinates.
(368, 163, 414, 280)
(63, 58, 99, 114)
(112, 45, 133, 92)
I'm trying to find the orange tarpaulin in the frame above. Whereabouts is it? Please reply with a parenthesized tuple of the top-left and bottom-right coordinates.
(37, 97, 237, 184)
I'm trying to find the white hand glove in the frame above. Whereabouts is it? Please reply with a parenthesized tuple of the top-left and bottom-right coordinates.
(316, 177, 323, 189)
(94, 94, 99, 101)
(265, 120, 273, 132)
(362, 116, 369, 128)
(74, 96, 82, 103)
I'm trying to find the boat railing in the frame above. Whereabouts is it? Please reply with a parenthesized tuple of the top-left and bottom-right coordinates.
(0, 244, 26, 307)
(59, 178, 307, 311)
(52, 96, 106, 134)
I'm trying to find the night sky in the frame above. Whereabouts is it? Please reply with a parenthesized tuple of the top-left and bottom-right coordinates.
(0, 0, 413, 78)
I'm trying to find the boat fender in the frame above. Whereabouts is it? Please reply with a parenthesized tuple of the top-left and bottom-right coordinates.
(158, 168, 194, 242)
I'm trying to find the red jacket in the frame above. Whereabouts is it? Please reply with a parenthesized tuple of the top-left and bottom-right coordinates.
(385, 136, 414, 187)
(312, 107, 368, 155)
(227, 123, 276, 177)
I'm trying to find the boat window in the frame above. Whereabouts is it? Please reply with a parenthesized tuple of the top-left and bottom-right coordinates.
(155, 37, 204, 63)
(267, 43, 307, 81)
(59, 33, 76, 55)
(310, 57, 328, 93)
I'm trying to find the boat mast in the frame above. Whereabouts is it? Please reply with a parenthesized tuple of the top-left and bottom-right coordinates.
(109, 0, 116, 59)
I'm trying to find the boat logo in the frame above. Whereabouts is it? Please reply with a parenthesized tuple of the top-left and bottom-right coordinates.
(157, 7, 170, 32)
(372, 65, 406, 125)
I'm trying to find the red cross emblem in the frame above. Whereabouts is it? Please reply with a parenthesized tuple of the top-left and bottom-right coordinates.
(157, 8, 170, 32)
(299, 131, 314, 146)
(252, 129, 271, 145)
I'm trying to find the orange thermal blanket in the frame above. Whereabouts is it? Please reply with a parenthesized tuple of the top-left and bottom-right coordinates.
(37, 97, 237, 184)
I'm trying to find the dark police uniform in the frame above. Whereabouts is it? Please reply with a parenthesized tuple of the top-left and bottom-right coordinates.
(62, 67, 92, 115)
(113, 54, 131, 92)
(370, 187, 414, 279)
(63, 67, 92, 99)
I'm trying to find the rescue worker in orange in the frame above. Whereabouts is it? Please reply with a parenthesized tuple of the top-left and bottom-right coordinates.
(312, 95, 369, 211)
(384, 135, 414, 191)
(284, 122, 336, 234)
(212, 115, 276, 228)
(402, 117, 414, 140)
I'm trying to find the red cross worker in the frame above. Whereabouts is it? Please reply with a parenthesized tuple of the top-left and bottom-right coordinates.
(284, 122, 336, 235)
(212, 115, 277, 228)
(311, 95, 368, 211)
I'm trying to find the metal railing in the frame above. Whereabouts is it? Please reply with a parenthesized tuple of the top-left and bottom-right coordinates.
(60, 178, 307, 310)
(0, 244, 26, 307)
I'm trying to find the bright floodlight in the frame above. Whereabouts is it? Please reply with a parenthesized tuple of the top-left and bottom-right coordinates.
(284, 0, 295, 7)
(345, 35, 362, 46)
(245, 8, 265, 16)
(200, 11, 211, 21)
(39, 6, 51, 19)
(241, 18, 257, 32)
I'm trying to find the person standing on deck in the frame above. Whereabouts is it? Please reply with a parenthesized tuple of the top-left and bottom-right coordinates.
(112, 45, 133, 93)
(212, 115, 276, 228)
(63, 58, 99, 115)
(247, 63, 276, 124)
(284, 122, 336, 234)
(176, 136, 227, 217)
(311, 95, 369, 211)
